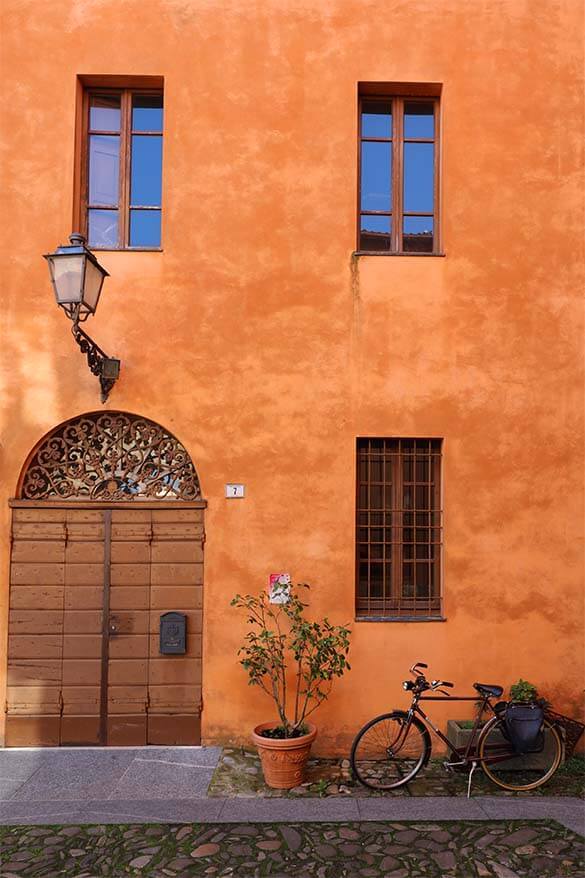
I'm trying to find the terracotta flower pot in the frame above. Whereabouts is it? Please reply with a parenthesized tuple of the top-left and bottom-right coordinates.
(252, 722, 317, 789)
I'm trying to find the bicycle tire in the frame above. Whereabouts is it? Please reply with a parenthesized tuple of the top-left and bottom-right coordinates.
(350, 711, 431, 790)
(478, 715, 562, 792)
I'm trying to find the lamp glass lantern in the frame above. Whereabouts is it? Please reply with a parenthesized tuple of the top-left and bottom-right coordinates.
(44, 233, 109, 322)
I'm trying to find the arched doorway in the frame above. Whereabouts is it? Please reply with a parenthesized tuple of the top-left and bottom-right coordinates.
(7, 412, 205, 747)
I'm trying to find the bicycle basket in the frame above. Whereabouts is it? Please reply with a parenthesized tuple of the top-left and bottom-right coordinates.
(545, 709, 585, 758)
(505, 702, 545, 755)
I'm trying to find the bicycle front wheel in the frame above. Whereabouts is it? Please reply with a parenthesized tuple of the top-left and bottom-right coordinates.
(478, 716, 562, 792)
(350, 712, 430, 790)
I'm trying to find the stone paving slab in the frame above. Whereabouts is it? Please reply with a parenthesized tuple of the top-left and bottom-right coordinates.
(0, 747, 222, 803)
(0, 796, 582, 835)
(0, 819, 583, 877)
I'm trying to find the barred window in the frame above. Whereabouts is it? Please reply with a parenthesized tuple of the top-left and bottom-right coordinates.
(356, 438, 443, 619)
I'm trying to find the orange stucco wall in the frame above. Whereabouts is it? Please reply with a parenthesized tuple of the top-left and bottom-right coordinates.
(0, 0, 583, 753)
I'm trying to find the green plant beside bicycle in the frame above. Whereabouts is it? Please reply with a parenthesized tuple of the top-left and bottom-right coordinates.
(350, 663, 573, 794)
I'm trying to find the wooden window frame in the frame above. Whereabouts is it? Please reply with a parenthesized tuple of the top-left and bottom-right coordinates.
(357, 94, 441, 255)
(355, 438, 444, 621)
(80, 87, 163, 251)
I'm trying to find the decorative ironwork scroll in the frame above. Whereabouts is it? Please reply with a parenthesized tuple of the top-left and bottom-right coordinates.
(21, 413, 201, 501)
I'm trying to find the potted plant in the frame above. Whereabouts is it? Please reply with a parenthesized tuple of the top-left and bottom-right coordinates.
(231, 580, 351, 789)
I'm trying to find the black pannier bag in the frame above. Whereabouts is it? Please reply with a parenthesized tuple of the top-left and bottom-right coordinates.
(505, 702, 545, 754)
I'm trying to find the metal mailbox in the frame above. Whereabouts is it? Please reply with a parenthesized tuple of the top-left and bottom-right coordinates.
(159, 611, 187, 655)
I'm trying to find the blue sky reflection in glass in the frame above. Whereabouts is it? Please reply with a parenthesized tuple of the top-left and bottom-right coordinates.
(361, 101, 392, 138)
(361, 142, 392, 211)
(131, 136, 163, 206)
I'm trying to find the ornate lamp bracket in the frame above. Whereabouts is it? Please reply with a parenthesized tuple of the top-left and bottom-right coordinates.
(71, 321, 121, 403)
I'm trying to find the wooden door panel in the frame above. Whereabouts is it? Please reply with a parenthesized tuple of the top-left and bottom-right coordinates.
(6, 685, 61, 714)
(108, 685, 148, 713)
(63, 610, 103, 633)
(148, 715, 200, 745)
(63, 634, 102, 658)
(109, 634, 148, 659)
(65, 563, 104, 585)
(151, 541, 203, 563)
(65, 542, 105, 563)
(10, 563, 64, 585)
(109, 610, 149, 634)
(150, 585, 202, 609)
(11, 540, 65, 562)
(62, 686, 100, 715)
(111, 541, 151, 563)
(6, 716, 60, 747)
(110, 564, 150, 586)
(61, 716, 100, 745)
(64, 586, 103, 610)
(151, 563, 203, 585)
(9, 609, 63, 635)
(108, 716, 147, 746)
(151, 522, 204, 540)
(10, 586, 64, 609)
(8, 504, 203, 747)
(149, 658, 201, 686)
(111, 523, 152, 541)
(110, 586, 150, 610)
(9, 635, 62, 659)
(148, 684, 201, 713)
(7, 660, 62, 686)
(62, 659, 101, 686)
(109, 659, 148, 686)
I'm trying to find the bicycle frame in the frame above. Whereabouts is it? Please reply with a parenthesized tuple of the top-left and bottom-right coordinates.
(407, 691, 500, 766)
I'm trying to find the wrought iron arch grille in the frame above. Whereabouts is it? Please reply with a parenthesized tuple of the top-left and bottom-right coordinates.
(21, 413, 201, 501)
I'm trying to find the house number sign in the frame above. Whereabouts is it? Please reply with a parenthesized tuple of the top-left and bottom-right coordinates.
(225, 483, 245, 498)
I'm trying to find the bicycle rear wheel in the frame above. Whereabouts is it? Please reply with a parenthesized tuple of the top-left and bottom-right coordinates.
(350, 712, 430, 790)
(478, 716, 562, 791)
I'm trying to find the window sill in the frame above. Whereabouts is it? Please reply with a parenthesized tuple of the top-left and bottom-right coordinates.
(355, 615, 446, 623)
(353, 251, 446, 258)
(90, 247, 163, 252)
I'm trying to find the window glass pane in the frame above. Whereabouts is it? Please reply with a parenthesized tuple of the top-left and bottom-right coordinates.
(404, 101, 434, 138)
(361, 100, 392, 138)
(361, 141, 391, 210)
(403, 142, 434, 212)
(88, 209, 119, 248)
(132, 94, 164, 131)
(130, 210, 161, 247)
(360, 215, 391, 251)
(403, 217, 434, 253)
(131, 135, 163, 206)
(90, 94, 121, 131)
(89, 135, 120, 205)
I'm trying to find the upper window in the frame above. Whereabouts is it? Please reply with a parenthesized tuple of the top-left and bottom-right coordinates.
(358, 94, 440, 254)
(356, 438, 443, 620)
(82, 88, 164, 249)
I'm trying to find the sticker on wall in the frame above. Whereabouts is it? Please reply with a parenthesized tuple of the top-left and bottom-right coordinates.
(268, 573, 291, 604)
(225, 483, 245, 498)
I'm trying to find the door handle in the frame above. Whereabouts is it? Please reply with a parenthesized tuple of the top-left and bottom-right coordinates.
(109, 622, 118, 634)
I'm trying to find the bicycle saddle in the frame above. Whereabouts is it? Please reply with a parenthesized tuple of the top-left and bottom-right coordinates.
(474, 683, 504, 698)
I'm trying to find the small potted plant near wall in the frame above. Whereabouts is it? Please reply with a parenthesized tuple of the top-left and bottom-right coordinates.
(231, 578, 351, 789)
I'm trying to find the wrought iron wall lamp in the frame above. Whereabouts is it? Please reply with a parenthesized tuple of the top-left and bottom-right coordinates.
(44, 233, 120, 402)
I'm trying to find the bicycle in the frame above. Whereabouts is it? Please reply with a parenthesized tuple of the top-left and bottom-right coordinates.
(350, 662, 563, 793)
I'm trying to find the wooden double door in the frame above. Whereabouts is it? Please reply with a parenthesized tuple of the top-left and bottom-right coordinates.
(6, 504, 204, 746)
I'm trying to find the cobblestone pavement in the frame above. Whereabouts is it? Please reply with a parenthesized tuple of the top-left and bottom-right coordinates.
(209, 750, 585, 799)
(0, 819, 583, 877)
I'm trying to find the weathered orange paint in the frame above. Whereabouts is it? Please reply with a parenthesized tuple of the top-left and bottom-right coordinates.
(0, 0, 583, 753)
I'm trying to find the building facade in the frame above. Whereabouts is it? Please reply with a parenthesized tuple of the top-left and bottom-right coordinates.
(0, 0, 583, 751)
